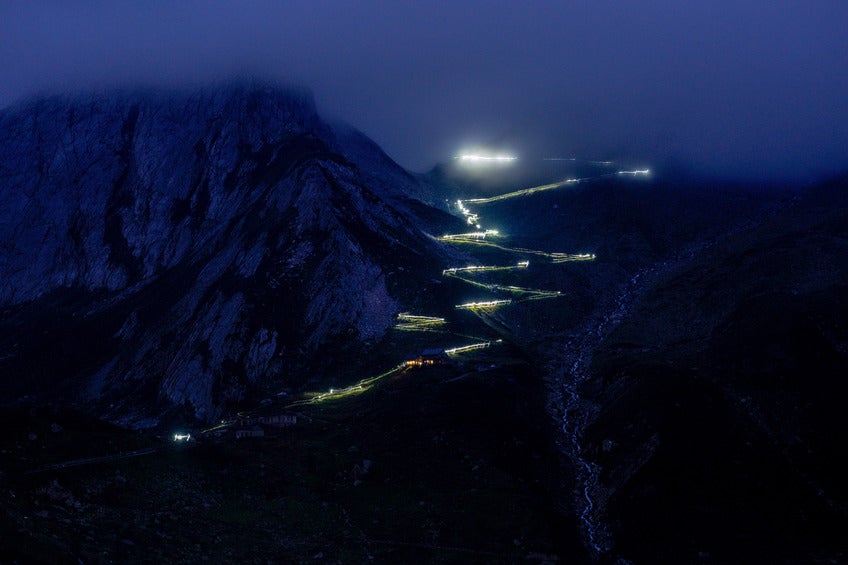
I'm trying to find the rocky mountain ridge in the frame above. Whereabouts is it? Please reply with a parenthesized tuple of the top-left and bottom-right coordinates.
(0, 81, 461, 425)
(573, 177, 848, 562)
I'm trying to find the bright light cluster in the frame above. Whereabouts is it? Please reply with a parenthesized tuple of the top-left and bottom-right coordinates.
(394, 313, 447, 332)
(442, 261, 528, 275)
(455, 299, 512, 310)
(551, 252, 596, 263)
(464, 178, 578, 204)
(444, 341, 491, 355)
(439, 230, 500, 241)
(459, 154, 517, 163)
(617, 169, 650, 175)
(455, 200, 481, 227)
(445, 339, 503, 356)
(294, 366, 404, 406)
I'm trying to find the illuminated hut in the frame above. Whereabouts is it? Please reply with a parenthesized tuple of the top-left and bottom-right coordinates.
(403, 348, 449, 368)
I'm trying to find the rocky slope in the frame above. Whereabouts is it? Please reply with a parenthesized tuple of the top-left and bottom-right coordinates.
(0, 80, 462, 425)
(576, 177, 848, 562)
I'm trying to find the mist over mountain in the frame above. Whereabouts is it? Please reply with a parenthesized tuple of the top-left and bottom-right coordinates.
(3, 3, 848, 182)
(0, 81, 845, 563)
(0, 80, 460, 425)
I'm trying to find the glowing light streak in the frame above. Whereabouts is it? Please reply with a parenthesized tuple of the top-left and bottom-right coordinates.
(520, 291, 564, 301)
(455, 299, 512, 310)
(541, 157, 614, 166)
(444, 270, 562, 301)
(444, 341, 493, 355)
(464, 179, 579, 204)
(438, 230, 500, 241)
(173, 433, 191, 442)
(442, 261, 529, 275)
(440, 238, 597, 264)
(291, 366, 404, 406)
(396, 313, 446, 322)
(551, 253, 596, 263)
(458, 166, 651, 216)
(444, 274, 497, 291)
(394, 313, 448, 332)
(506, 286, 558, 299)
(458, 154, 517, 163)
(455, 199, 486, 229)
(454, 165, 653, 233)
(500, 285, 562, 296)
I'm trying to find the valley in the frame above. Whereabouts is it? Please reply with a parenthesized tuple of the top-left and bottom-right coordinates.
(0, 159, 646, 562)
(1, 83, 845, 563)
(181, 163, 661, 560)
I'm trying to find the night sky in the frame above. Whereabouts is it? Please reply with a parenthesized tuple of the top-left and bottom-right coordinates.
(2, 1, 846, 181)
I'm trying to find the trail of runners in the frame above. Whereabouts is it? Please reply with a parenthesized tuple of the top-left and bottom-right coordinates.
(393, 313, 448, 332)
(282, 166, 645, 474)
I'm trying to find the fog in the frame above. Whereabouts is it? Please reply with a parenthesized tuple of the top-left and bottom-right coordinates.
(2, 1, 846, 181)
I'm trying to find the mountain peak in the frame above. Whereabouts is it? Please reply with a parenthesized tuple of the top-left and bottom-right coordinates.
(0, 81, 459, 423)
(6, 76, 317, 117)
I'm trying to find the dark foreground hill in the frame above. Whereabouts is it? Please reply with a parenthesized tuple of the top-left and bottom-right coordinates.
(415, 157, 848, 562)
(581, 176, 848, 563)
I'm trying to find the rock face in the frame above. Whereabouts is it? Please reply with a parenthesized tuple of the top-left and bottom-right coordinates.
(578, 179, 848, 563)
(0, 80, 459, 424)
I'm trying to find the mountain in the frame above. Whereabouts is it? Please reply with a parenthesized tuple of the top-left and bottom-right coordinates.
(2, 80, 846, 563)
(0, 80, 463, 425)
(578, 177, 848, 562)
(426, 160, 847, 561)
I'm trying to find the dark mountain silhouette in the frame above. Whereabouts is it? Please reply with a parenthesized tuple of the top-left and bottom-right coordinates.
(0, 80, 462, 425)
(580, 176, 848, 562)
(0, 81, 845, 563)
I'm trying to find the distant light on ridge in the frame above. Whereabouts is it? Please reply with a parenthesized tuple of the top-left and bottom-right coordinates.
(617, 169, 650, 176)
(458, 153, 517, 164)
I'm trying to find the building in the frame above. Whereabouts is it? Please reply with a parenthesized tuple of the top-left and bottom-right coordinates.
(403, 348, 449, 368)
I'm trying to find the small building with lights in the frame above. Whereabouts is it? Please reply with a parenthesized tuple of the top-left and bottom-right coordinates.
(403, 348, 449, 368)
